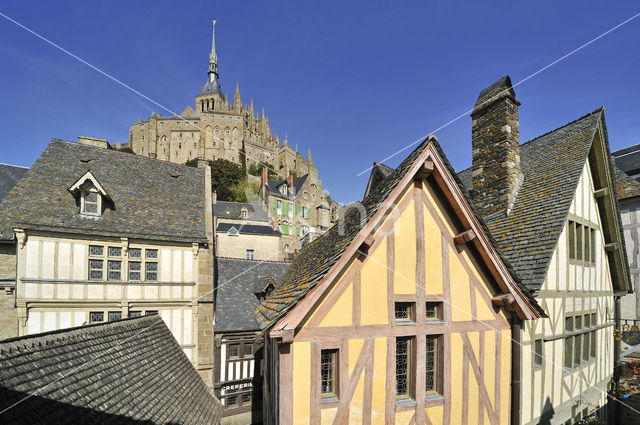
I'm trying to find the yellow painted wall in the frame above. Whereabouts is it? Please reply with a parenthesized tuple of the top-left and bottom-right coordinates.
(290, 181, 513, 425)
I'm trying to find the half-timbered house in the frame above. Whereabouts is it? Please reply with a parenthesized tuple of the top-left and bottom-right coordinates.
(255, 135, 543, 424)
(456, 77, 632, 424)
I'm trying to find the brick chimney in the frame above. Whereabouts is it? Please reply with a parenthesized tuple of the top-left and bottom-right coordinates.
(287, 174, 295, 195)
(471, 75, 523, 216)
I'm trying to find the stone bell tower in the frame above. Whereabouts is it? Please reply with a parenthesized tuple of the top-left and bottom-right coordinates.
(196, 20, 225, 113)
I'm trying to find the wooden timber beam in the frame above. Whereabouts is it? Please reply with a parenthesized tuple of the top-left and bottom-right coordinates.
(414, 159, 435, 181)
(360, 234, 375, 253)
(594, 188, 609, 198)
(492, 294, 516, 311)
(605, 242, 618, 252)
(454, 229, 476, 245)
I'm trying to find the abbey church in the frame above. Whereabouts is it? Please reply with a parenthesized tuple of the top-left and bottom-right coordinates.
(127, 21, 315, 181)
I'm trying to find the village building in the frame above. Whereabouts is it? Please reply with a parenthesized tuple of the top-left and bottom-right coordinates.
(455, 77, 631, 424)
(0, 137, 216, 387)
(613, 146, 640, 334)
(259, 167, 338, 258)
(255, 135, 543, 425)
(214, 200, 283, 262)
(0, 315, 223, 424)
(214, 258, 290, 424)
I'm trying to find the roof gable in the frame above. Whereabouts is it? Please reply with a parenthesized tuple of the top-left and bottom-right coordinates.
(68, 170, 110, 199)
(0, 164, 29, 204)
(256, 136, 543, 332)
(0, 316, 222, 424)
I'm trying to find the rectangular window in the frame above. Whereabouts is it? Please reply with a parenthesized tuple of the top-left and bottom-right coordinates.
(564, 317, 573, 369)
(426, 302, 442, 321)
(84, 191, 99, 214)
(568, 222, 576, 260)
(89, 259, 103, 280)
(227, 395, 237, 406)
(396, 337, 413, 398)
(246, 249, 255, 260)
(425, 336, 438, 393)
(574, 316, 582, 367)
(244, 344, 253, 356)
(145, 262, 158, 281)
(394, 302, 415, 323)
(242, 394, 250, 403)
(89, 245, 104, 256)
(129, 248, 142, 259)
(108, 246, 122, 257)
(584, 229, 591, 263)
(129, 310, 142, 318)
(145, 249, 158, 259)
(590, 330, 597, 358)
(534, 339, 543, 367)
(276, 200, 282, 215)
(107, 260, 121, 280)
(590, 229, 596, 264)
(229, 344, 239, 358)
(321, 349, 338, 398)
(145, 310, 158, 316)
(576, 224, 583, 261)
(108, 311, 122, 321)
(89, 311, 104, 323)
(129, 261, 141, 280)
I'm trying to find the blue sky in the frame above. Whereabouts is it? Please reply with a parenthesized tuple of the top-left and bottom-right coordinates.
(1, 1, 639, 204)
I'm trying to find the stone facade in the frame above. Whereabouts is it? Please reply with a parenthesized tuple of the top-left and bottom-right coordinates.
(471, 75, 523, 216)
(128, 21, 315, 182)
(216, 232, 281, 262)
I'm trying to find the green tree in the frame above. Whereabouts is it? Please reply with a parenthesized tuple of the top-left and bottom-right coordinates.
(248, 161, 277, 179)
(185, 158, 245, 201)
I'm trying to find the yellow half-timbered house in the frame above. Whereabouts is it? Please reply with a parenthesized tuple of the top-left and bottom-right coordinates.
(255, 136, 543, 425)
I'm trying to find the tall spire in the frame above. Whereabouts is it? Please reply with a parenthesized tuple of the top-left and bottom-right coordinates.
(208, 20, 219, 82)
(307, 148, 313, 162)
(234, 83, 241, 110)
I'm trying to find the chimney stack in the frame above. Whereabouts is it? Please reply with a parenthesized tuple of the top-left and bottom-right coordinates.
(287, 174, 294, 194)
(471, 75, 523, 216)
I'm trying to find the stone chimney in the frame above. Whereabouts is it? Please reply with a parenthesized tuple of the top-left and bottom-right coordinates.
(471, 75, 523, 216)
(260, 167, 269, 200)
(78, 136, 109, 149)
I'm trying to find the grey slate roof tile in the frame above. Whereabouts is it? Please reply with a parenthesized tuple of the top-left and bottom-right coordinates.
(457, 109, 607, 293)
(213, 201, 270, 222)
(215, 258, 290, 332)
(0, 164, 29, 204)
(0, 139, 207, 242)
(613, 144, 640, 180)
(216, 222, 281, 236)
(0, 316, 223, 424)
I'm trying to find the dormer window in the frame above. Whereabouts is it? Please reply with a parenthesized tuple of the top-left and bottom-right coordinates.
(82, 186, 101, 215)
(241, 208, 248, 219)
(279, 185, 287, 195)
(228, 226, 239, 236)
(69, 171, 110, 218)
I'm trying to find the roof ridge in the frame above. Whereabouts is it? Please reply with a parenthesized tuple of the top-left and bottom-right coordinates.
(49, 138, 204, 173)
(518, 107, 604, 148)
(0, 163, 29, 169)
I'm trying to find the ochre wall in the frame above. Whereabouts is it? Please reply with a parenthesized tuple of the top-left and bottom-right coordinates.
(283, 180, 513, 425)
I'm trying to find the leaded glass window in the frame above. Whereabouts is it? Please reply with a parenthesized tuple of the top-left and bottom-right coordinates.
(89, 311, 104, 323)
(129, 310, 142, 318)
(89, 259, 103, 280)
(145, 261, 158, 281)
(107, 260, 121, 280)
(89, 245, 104, 256)
(128, 248, 142, 259)
(425, 336, 437, 393)
(426, 302, 442, 321)
(396, 337, 412, 397)
(394, 302, 414, 323)
(129, 261, 141, 280)
(145, 249, 158, 259)
(321, 349, 338, 397)
(108, 311, 122, 321)
(108, 246, 122, 257)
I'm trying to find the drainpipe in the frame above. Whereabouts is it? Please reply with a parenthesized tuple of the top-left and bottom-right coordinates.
(511, 315, 521, 425)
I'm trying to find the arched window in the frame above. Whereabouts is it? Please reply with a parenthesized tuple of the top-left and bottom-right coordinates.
(215, 127, 220, 136)
(225, 127, 230, 137)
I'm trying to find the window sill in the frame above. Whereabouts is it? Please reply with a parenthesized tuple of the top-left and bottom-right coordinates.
(395, 321, 416, 326)
(321, 396, 339, 405)
(395, 397, 416, 407)
(425, 393, 444, 406)
(426, 320, 444, 325)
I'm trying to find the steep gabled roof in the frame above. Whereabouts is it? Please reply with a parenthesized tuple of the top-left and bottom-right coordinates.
(255, 137, 543, 330)
(265, 174, 308, 199)
(0, 316, 223, 424)
(458, 108, 631, 294)
(215, 258, 290, 332)
(0, 164, 29, 204)
(213, 201, 270, 222)
(363, 161, 395, 199)
(0, 139, 207, 242)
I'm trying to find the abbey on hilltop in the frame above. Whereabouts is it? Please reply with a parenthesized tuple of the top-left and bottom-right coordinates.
(127, 20, 315, 180)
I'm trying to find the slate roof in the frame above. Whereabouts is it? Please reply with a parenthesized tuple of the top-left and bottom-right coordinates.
(215, 258, 290, 332)
(457, 109, 609, 293)
(265, 175, 308, 199)
(0, 139, 207, 242)
(0, 164, 29, 204)
(614, 165, 640, 200)
(612, 144, 640, 181)
(198, 77, 223, 96)
(214, 201, 270, 222)
(0, 316, 223, 425)
(255, 136, 541, 329)
(216, 222, 281, 236)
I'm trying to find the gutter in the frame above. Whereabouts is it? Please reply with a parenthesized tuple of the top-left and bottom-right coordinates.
(511, 316, 522, 425)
